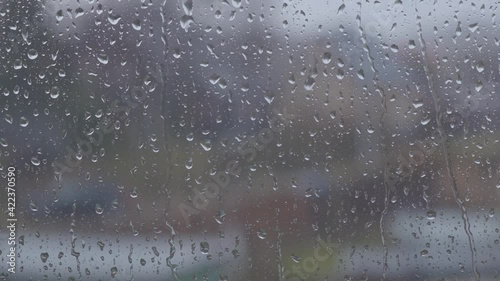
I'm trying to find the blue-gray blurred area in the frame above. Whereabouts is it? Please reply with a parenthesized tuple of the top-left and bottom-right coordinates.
(1, 0, 499, 280)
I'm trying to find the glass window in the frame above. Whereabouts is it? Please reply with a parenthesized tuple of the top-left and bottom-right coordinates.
(1, 0, 498, 280)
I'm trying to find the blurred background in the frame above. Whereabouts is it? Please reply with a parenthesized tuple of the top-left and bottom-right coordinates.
(1, 0, 500, 280)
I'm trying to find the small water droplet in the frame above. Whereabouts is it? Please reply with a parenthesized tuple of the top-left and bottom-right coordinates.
(27, 49, 38, 60)
(40, 252, 49, 263)
(322, 52, 332, 64)
(50, 86, 60, 99)
(75, 7, 84, 18)
(200, 139, 212, 151)
(132, 19, 141, 31)
(200, 242, 210, 254)
(108, 14, 121, 25)
(110, 266, 118, 277)
(97, 53, 109, 65)
(412, 98, 424, 108)
(304, 77, 315, 91)
(20, 116, 29, 127)
(426, 210, 436, 220)
(130, 187, 138, 198)
(357, 69, 365, 80)
(31, 156, 41, 166)
(183, 0, 194, 15)
(56, 10, 64, 21)
(257, 228, 267, 239)
(291, 254, 301, 263)
(476, 61, 485, 73)
(95, 203, 103, 215)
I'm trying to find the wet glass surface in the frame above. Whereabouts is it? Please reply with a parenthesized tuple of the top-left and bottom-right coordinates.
(1, 0, 500, 280)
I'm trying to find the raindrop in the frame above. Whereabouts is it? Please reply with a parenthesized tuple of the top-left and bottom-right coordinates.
(75, 7, 84, 18)
(408, 40, 416, 49)
(31, 156, 41, 166)
(322, 52, 332, 64)
(421, 116, 431, 126)
(291, 254, 301, 263)
(13, 59, 22, 70)
(180, 15, 195, 31)
(110, 267, 118, 278)
(95, 203, 104, 215)
(183, 0, 193, 15)
(476, 61, 485, 73)
(30, 201, 38, 211)
(200, 242, 210, 254)
(231, 0, 242, 8)
(97, 53, 109, 65)
(426, 210, 436, 220)
(27, 49, 38, 60)
(97, 241, 105, 250)
(200, 139, 212, 151)
(468, 23, 479, 32)
(40, 252, 49, 263)
(304, 77, 315, 91)
(56, 10, 64, 21)
(357, 69, 365, 80)
(132, 19, 141, 31)
(50, 86, 60, 99)
(4, 115, 13, 124)
(130, 187, 138, 198)
(215, 210, 226, 224)
(20, 116, 29, 127)
(108, 15, 121, 25)
(412, 98, 424, 108)
(209, 74, 221, 85)
(257, 228, 267, 239)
